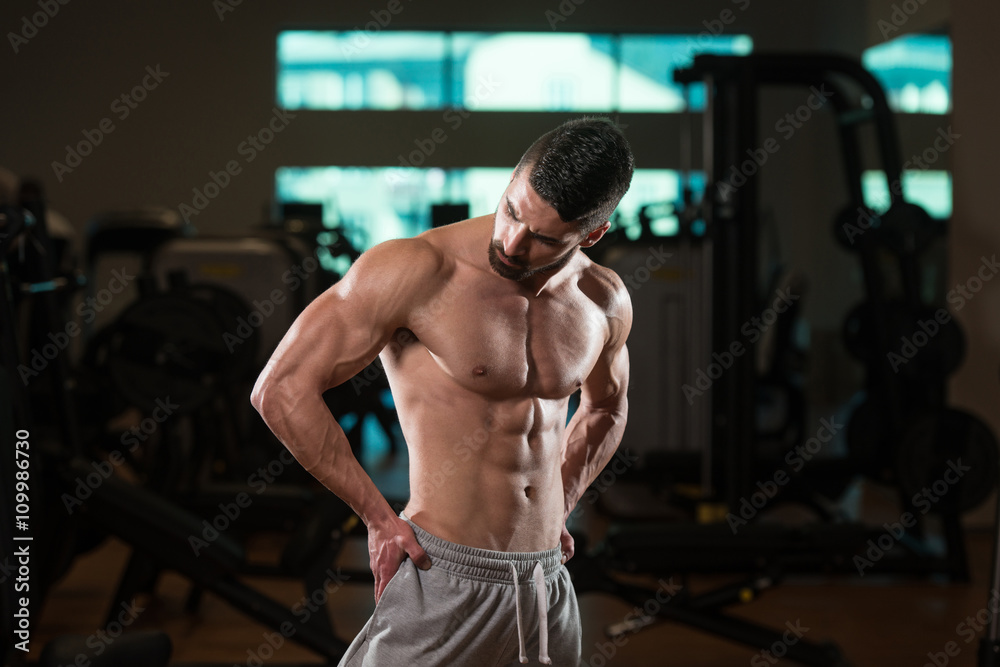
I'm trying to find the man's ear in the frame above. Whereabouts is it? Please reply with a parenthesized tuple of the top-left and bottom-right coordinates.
(579, 221, 611, 248)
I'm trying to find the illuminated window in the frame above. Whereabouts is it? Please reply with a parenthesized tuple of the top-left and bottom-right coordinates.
(275, 167, 696, 258)
(863, 34, 951, 114)
(277, 31, 752, 112)
(277, 31, 448, 110)
(619, 34, 752, 111)
(862, 170, 952, 219)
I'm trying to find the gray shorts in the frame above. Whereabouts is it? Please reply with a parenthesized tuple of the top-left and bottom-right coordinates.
(337, 515, 581, 666)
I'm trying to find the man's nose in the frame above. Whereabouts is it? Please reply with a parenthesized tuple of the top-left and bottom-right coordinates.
(503, 224, 527, 257)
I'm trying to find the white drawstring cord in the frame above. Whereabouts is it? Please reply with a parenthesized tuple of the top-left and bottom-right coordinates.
(533, 562, 551, 665)
(510, 561, 552, 665)
(510, 562, 528, 663)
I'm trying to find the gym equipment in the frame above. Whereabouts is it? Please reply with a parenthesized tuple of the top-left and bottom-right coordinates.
(979, 418, 1000, 667)
(878, 200, 943, 258)
(1, 195, 175, 667)
(150, 235, 323, 367)
(842, 299, 965, 381)
(103, 281, 258, 415)
(593, 234, 713, 461)
(570, 50, 994, 665)
(1, 191, 376, 665)
(61, 455, 352, 660)
(568, 529, 852, 666)
(895, 408, 999, 513)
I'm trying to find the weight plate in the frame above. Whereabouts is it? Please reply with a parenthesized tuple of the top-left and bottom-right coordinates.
(896, 408, 999, 513)
(107, 294, 232, 413)
(182, 283, 259, 381)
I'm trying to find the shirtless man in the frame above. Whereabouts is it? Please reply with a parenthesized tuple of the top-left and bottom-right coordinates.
(251, 117, 634, 666)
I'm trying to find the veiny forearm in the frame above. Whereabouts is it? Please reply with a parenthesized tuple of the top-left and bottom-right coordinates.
(560, 399, 628, 520)
(254, 380, 396, 530)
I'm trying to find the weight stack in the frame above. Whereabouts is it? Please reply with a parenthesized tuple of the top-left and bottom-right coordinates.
(598, 234, 713, 464)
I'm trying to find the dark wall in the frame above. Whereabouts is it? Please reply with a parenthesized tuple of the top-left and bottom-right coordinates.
(9, 0, 993, 479)
(2, 0, 873, 235)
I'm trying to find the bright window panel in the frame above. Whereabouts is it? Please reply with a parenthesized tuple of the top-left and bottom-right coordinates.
(452, 32, 617, 111)
(619, 35, 753, 111)
(862, 34, 951, 114)
(277, 31, 752, 112)
(277, 31, 448, 110)
(862, 170, 952, 218)
(275, 167, 692, 253)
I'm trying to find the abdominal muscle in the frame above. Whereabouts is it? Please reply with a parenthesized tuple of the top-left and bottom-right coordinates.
(385, 356, 568, 553)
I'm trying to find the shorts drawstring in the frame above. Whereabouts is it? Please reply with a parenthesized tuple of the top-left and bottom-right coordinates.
(533, 562, 551, 664)
(510, 561, 552, 665)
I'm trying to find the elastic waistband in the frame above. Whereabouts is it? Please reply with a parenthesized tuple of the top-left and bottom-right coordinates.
(401, 513, 563, 584)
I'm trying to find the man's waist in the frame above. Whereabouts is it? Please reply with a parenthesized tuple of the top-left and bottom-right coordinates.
(401, 512, 563, 583)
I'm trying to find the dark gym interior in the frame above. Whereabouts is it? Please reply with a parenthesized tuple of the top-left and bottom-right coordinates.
(2, 1, 1000, 665)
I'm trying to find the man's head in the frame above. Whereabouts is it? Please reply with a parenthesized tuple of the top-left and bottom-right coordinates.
(515, 117, 634, 234)
(489, 117, 634, 281)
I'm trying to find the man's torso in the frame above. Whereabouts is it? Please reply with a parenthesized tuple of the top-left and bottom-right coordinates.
(378, 216, 614, 551)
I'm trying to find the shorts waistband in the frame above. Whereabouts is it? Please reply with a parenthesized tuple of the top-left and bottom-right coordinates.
(400, 513, 563, 584)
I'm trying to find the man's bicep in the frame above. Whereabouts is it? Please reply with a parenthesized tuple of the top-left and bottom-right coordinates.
(269, 285, 396, 392)
(580, 341, 629, 412)
(581, 285, 632, 410)
(263, 240, 430, 392)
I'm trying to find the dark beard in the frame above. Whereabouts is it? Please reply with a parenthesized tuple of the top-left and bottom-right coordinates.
(487, 241, 575, 281)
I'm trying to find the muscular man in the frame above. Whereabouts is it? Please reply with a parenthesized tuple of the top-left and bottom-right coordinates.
(252, 117, 633, 666)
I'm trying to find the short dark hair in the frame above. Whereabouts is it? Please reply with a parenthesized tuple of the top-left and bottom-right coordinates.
(514, 117, 634, 233)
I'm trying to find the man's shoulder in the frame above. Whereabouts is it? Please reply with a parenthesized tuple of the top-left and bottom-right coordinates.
(352, 234, 448, 284)
(575, 254, 631, 317)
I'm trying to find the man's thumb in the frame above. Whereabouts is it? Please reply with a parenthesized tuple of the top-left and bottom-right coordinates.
(409, 542, 432, 570)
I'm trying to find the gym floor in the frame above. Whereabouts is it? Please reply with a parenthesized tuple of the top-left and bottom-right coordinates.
(26, 472, 999, 667)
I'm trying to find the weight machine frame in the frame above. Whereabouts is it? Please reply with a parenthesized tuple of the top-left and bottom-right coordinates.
(571, 52, 978, 667)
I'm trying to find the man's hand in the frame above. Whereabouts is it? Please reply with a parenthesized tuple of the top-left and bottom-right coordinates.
(559, 524, 575, 564)
(368, 517, 432, 604)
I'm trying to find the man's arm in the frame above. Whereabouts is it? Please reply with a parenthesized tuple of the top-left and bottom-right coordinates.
(559, 279, 632, 561)
(251, 238, 439, 602)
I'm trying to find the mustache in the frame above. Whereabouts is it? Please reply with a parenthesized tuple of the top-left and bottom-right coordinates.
(491, 241, 526, 267)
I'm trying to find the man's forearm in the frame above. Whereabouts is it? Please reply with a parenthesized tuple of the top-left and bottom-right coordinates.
(560, 401, 628, 520)
(253, 383, 396, 529)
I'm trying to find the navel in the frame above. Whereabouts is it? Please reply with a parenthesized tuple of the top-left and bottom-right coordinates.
(524, 486, 533, 499)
